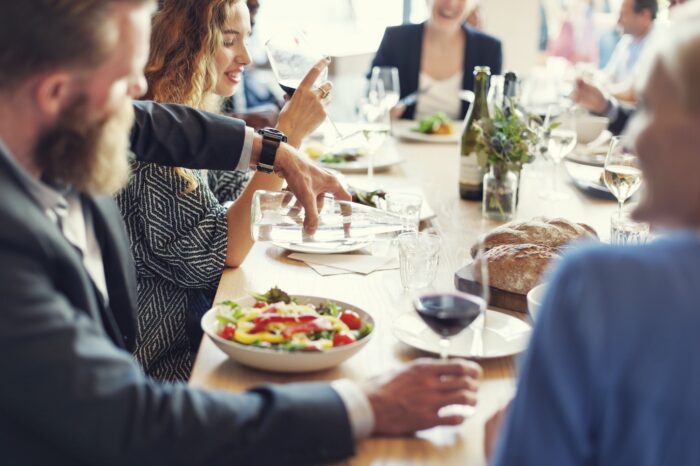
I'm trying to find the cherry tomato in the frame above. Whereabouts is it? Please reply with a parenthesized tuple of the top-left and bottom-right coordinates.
(218, 323, 236, 340)
(333, 331, 357, 347)
(339, 310, 362, 330)
(253, 301, 266, 308)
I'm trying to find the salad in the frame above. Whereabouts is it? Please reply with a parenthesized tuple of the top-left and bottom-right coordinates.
(413, 112, 454, 135)
(214, 287, 373, 351)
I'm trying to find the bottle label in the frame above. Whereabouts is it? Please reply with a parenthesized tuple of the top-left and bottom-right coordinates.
(459, 152, 482, 185)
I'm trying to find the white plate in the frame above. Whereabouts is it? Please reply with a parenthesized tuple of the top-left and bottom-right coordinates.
(393, 309, 531, 359)
(272, 241, 370, 254)
(316, 150, 403, 173)
(202, 294, 375, 373)
(392, 121, 460, 144)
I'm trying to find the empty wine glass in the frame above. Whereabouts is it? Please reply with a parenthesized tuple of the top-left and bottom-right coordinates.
(539, 108, 577, 201)
(370, 66, 400, 112)
(358, 84, 390, 185)
(603, 136, 642, 218)
(265, 29, 345, 141)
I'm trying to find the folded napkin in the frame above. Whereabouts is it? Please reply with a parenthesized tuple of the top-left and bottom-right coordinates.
(289, 252, 399, 276)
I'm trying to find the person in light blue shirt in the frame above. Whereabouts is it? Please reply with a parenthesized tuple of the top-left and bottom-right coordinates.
(489, 6, 700, 465)
(604, 0, 657, 85)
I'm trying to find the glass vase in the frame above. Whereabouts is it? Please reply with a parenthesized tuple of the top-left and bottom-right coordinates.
(482, 165, 518, 221)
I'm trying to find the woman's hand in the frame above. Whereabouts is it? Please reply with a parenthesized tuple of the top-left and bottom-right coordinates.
(276, 57, 332, 148)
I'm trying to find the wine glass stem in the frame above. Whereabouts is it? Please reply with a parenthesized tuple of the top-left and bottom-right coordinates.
(618, 200, 624, 218)
(327, 116, 343, 139)
(439, 338, 450, 361)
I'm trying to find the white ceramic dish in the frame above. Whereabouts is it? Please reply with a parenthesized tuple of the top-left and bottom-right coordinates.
(392, 121, 460, 144)
(392, 309, 531, 359)
(527, 283, 548, 321)
(316, 150, 404, 173)
(202, 295, 374, 373)
(272, 241, 371, 254)
(575, 114, 609, 144)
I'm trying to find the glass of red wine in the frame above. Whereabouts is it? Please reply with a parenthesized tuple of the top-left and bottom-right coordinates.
(414, 291, 485, 360)
(265, 29, 345, 140)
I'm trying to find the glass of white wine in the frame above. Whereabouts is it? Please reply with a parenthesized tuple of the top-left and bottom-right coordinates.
(539, 109, 578, 201)
(603, 136, 643, 218)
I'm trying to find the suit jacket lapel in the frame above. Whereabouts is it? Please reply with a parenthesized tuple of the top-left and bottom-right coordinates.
(85, 195, 138, 351)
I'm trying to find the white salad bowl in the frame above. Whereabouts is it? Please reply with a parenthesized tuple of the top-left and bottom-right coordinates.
(201, 294, 375, 373)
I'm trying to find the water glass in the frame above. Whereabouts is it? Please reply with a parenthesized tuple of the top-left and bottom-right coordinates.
(398, 232, 440, 291)
(610, 212, 649, 246)
(384, 193, 422, 233)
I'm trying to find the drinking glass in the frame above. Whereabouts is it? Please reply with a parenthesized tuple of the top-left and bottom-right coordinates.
(603, 136, 642, 218)
(384, 192, 422, 233)
(357, 92, 389, 184)
(539, 109, 577, 201)
(265, 29, 345, 140)
(610, 210, 649, 246)
(370, 66, 400, 112)
(398, 232, 441, 291)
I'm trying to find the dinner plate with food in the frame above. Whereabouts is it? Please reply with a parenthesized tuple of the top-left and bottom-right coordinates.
(302, 141, 403, 173)
(392, 113, 461, 144)
(201, 287, 374, 372)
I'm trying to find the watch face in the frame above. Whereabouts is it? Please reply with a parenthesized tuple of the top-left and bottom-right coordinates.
(259, 127, 287, 142)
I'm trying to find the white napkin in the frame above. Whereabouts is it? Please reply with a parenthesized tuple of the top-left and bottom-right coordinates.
(289, 252, 399, 276)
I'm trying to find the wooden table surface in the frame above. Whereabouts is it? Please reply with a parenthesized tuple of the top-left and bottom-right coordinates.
(190, 134, 618, 465)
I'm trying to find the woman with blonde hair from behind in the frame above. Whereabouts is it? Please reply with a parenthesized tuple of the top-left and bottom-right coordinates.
(116, 0, 332, 381)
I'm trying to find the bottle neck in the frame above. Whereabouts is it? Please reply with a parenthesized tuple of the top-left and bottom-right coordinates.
(471, 74, 490, 119)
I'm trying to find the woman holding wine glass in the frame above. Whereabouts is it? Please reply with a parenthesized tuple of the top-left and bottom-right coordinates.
(115, 0, 331, 381)
(370, 0, 502, 120)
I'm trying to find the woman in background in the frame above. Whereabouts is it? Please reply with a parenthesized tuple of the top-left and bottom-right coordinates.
(116, 0, 330, 381)
(370, 0, 502, 120)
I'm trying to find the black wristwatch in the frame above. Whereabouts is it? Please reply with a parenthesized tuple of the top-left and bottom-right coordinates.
(256, 127, 287, 173)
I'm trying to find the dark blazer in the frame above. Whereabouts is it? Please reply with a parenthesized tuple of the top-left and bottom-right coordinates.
(608, 102, 635, 136)
(0, 101, 354, 466)
(370, 22, 503, 120)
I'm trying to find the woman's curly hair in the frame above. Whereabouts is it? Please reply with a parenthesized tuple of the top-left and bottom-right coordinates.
(143, 0, 241, 191)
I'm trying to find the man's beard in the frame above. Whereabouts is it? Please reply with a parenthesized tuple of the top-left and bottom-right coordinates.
(33, 95, 134, 195)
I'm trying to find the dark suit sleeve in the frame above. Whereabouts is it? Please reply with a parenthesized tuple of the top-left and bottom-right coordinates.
(608, 103, 635, 136)
(490, 39, 503, 76)
(130, 101, 247, 171)
(0, 229, 355, 465)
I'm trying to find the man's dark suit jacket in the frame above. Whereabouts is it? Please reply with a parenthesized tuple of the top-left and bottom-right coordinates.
(370, 22, 503, 120)
(0, 101, 354, 466)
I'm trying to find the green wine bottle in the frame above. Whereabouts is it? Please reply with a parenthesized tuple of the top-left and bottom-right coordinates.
(459, 66, 491, 201)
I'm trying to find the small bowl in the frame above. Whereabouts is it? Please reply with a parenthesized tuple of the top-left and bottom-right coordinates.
(527, 284, 548, 321)
(576, 115, 609, 144)
(201, 295, 374, 373)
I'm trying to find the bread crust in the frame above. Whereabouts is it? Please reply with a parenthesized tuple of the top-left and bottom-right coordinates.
(471, 218, 598, 294)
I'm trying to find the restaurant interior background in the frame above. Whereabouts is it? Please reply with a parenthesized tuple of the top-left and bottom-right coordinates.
(245, 0, 673, 120)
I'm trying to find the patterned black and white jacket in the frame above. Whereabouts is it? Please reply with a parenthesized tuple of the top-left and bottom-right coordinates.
(115, 163, 249, 381)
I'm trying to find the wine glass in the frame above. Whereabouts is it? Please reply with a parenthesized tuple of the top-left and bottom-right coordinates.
(265, 29, 345, 140)
(412, 235, 489, 361)
(370, 66, 400, 113)
(603, 136, 642, 218)
(539, 109, 577, 201)
(358, 83, 390, 185)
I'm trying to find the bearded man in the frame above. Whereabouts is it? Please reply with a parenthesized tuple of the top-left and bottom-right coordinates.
(0, 1, 482, 465)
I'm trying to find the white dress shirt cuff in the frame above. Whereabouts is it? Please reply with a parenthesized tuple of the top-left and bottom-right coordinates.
(331, 379, 375, 440)
(237, 126, 255, 171)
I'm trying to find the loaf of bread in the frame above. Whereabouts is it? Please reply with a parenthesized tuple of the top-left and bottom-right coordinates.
(471, 218, 598, 295)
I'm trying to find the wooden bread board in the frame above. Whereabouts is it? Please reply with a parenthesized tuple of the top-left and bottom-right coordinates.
(454, 263, 528, 313)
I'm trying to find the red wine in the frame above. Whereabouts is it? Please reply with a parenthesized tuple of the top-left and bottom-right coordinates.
(415, 293, 483, 338)
(279, 79, 299, 96)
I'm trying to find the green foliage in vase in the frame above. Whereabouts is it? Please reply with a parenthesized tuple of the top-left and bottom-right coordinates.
(474, 100, 545, 174)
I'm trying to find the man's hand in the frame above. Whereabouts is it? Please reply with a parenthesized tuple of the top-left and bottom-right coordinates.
(273, 144, 350, 234)
(276, 58, 331, 148)
(361, 359, 482, 436)
(572, 78, 609, 115)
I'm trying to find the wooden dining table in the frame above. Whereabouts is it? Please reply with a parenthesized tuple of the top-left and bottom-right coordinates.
(189, 131, 618, 465)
